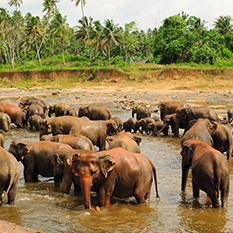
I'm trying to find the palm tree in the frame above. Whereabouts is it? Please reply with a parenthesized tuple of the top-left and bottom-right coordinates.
(187, 16, 207, 31)
(50, 11, 71, 64)
(102, 19, 122, 65)
(214, 15, 233, 35)
(7, 0, 23, 11)
(25, 15, 45, 66)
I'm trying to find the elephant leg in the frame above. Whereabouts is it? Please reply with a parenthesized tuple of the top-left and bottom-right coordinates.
(98, 136, 106, 151)
(7, 186, 17, 205)
(98, 189, 111, 206)
(220, 179, 229, 208)
(206, 189, 219, 208)
(74, 184, 81, 195)
(163, 127, 169, 136)
(192, 179, 200, 197)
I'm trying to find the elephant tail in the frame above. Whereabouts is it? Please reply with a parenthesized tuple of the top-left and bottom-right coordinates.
(151, 162, 160, 198)
(2, 170, 15, 204)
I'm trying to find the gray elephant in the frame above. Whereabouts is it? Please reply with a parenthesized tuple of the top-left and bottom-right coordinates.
(107, 131, 141, 153)
(0, 112, 11, 132)
(181, 139, 229, 208)
(78, 105, 112, 120)
(132, 104, 151, 120)
(134, 117, 156, 134)
(48, 103, 69, 117)
(210, 121, 233, 159)
(64, 107, 79, 117)
(29, 114, 43, 131)
(123, 117, 137, 132)
(0, 146, 20, 205)
(8, 139, 72, 183)
(69, 119, 118, 151)
(41, 134, 95, 151)
(0, 133, 4, 147)
(112, 117, 123, 132)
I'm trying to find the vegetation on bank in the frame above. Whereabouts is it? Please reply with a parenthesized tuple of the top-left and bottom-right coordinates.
(1, 0, 233, 70)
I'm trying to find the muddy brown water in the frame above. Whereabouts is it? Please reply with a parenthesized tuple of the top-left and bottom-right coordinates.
(1, 100, 233, 233)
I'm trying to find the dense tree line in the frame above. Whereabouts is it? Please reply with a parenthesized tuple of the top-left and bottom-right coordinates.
(0, 0, 233, 68)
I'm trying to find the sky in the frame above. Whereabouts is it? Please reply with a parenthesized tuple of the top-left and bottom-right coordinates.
(1, 0, 233, 31)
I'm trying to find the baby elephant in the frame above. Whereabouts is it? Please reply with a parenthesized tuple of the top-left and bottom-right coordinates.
(181, 139, 229, 208)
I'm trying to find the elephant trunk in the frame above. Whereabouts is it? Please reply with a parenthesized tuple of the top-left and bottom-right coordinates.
(80, 175, 93, 210)
(181, 163, 189, 192)
(154, 123, 168, 135)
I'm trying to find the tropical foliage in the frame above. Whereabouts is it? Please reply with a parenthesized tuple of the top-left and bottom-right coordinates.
(1, 1, 233, 69)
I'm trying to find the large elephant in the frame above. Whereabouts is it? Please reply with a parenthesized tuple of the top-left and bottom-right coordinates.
(181, 118, 214, 147)
(134, 117, 156, 134)
(48, 103, 69, 117)
(123, 117, 137, 132)
(39, 116, 88, 138)
(0, 104, 26, 128)
(0, 146, 20, 205)
(8, 139, 71, 183)
(78, 105, 112, 120)
(0, 133, 4, 147)
(69, 119, 118, 151)
(158, 101, 188, 121)
(41, 134, 95, 151)
(210, 121, 233, 159)
(181, 139, 229, 208)
(67, 147, 159, 211)
(132, 104, 151, 120)
(0, 112, 11, 132)
(175, 106, 219, 137)
(107, 132, 141, 153)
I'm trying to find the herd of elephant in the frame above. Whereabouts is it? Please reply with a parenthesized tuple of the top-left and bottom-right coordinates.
(0, 97, 232, 211)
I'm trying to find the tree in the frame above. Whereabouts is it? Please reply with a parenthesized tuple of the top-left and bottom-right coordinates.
(102, 19, 122, 65)
(214, 15, 233, 35)
(50, 11, 71, 64)
(7, 0, 23, 11)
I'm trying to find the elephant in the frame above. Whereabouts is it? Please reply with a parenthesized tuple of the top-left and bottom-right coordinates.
(123, 117, 137, 132)
(18, 97, 47, 114)
(132, 104, 151, 120)
(64, 107, 79, 117)
(181, 139, 229, 208)
(48, 102, 70, 117)
(29, 114, 42, 131)
(78, 105, 112, 120)
(0, 104, 26, 127)
(0, 133, 4, 147)
(69, 119, 118, 151)
(53, 148, 94, 194)
(209, 121, 233, 159)
(134, 117, 156, 134)
(175, 105, 219, 137)
(158, 101, 188, 121)
(8, 139, 72, 183)
(39, 115, 88, 138)
(112, 117, 123, 132)
(67, 147, 159, 211)
(227, 109, 233, 124)
(41, 134, 96, 151)
(152, 116, 161, 122)
(181, 118, 214, 147)
(0, 112, 11, 132)
(0, 146, 20, 205)
(107, 131, 141, 153)
(147, 121, 167, 136)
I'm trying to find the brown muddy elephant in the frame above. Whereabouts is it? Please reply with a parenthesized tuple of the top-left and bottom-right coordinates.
(107, 132, 141, 153)
(64, 107, 79, 117)
(78, 105, 112, 120)
(8, 139, 72, 183)
(18, 97, 47, 114)
(123, 117, 137, 132)
(48, 103, 69, 117)
(181, 118, 214, 147)
(112, 117, 123, 132)
(69, 119, 118, 151)
(41, 134, 95, 151)
(132, 104, 151, 120)
(175, 106, 219, 137)
(67, 147, 159, 211)
(39, 116, 89, 138)
(210, 121, 233, 159)
(147, 121, 167, 136)
(181, 139, 229, 208)
(134, 117, 156, 134)
(0, 104, 26, 128)
(0, 146, 20, 205)
(29, 114, 42, 131)
(0, 111, 11, 132)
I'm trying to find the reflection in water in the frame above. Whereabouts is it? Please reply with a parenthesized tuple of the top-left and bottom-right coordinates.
(1, 103, 233, 232)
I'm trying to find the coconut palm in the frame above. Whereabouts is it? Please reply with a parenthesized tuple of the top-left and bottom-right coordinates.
(50, 11, 71, 64)
(102, 19, 122, 65)
(7, 0, 23, 11)
(214, 15, 233, 35)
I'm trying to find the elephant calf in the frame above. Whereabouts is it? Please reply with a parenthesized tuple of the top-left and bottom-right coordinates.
(181, 139, 229, 208)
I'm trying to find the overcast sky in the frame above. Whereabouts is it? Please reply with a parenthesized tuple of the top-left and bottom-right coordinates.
(2, 0, 233, 31)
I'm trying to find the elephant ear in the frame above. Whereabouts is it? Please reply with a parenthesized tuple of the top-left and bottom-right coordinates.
(208, 121, 217, 133)
(18, 142, 32, 160)
(181, 145, 193, 166)
(99, 154, 116, 178)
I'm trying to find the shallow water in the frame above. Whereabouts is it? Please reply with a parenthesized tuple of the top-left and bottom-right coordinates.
(1, 102, 233, 233)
